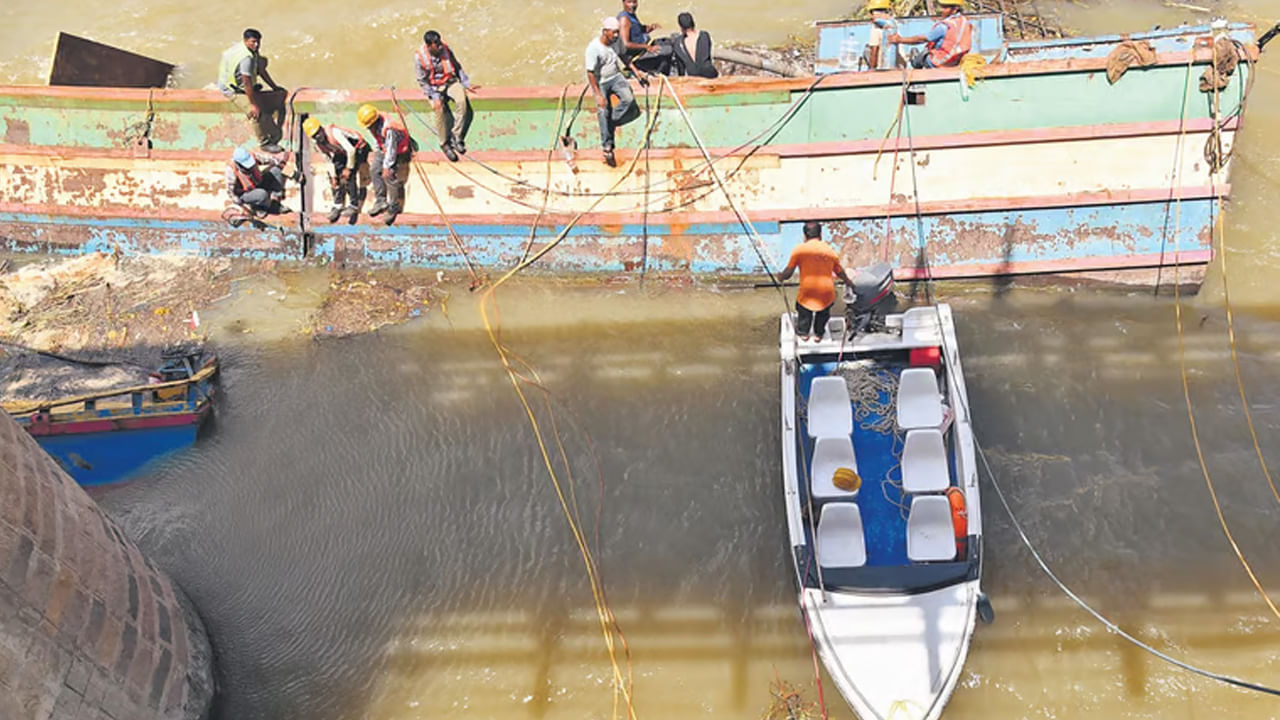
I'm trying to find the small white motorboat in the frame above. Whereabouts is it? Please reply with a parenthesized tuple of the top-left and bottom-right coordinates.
(778, 267, 987, 720)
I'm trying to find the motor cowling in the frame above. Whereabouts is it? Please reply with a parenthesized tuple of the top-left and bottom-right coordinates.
(844, 262, 897, 334)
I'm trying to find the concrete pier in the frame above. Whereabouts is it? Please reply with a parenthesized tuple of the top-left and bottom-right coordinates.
(0, 412, 213, 720)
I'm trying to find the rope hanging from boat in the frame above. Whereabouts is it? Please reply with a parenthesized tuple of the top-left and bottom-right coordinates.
(895, 32, 1280, 696)
(976, 439, 1280, 697)
(1167, 31, 1280, 625)
(1203, 36, 1280, 506)
(471, 93, 670, 720)
(388, 87, 484, 290)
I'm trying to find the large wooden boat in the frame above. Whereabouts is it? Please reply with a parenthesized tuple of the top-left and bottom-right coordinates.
(0, 19, 1263, 285)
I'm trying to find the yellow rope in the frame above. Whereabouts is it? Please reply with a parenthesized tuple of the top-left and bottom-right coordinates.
(475, 89, 668, 718)
(1170, 38, 1280, 622)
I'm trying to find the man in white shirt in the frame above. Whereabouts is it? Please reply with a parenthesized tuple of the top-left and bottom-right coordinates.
(586, 16, 646, 167)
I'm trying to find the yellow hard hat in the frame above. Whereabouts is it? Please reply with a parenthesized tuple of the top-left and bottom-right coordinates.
(832, 467, 861, 493)
(866, 0, 892, 11)
(302, 117, 322, 138)
(937, 0, 963, 6)
(357, 104, 379, 128)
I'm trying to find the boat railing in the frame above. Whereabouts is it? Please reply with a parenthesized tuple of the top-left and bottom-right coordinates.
(2, 361, 217, 419)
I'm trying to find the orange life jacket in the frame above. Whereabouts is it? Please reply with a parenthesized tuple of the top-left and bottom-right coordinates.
(372, 114, 412, 157)
(927, 13, 973, 68)
(946, 486, 968, 555)
(230, 161, 262, 192)
(321, 124, 368, 157)
(415, 43, 457, 88)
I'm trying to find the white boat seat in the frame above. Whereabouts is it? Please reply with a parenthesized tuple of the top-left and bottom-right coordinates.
(817, 502, 866, 568)
(907, 495, 957, 562)
(808, 376, 853, 438)
(896, 367, 944, 430)
(811, 436, 859, 501)
(901, 428, 949, 493)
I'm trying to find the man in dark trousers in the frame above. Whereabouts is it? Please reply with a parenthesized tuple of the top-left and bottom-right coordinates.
(303, 117, 370, 223)
(670, 13, 718, 78)
(357, 104, 414, 226)
(587, 16, 647, 167)
(777, 221, 854, 342)
(217, 28, 287, 150)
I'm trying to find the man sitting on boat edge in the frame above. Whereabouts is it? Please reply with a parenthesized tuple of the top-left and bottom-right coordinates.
(888, 0, 972, 69)
(777, 221, 854, 342)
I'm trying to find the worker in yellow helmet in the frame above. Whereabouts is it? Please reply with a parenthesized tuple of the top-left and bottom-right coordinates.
(889, 0, 972, 69)
(864, 0, 901, 71)
(357, 104, 414, 226)
(302, 116, 371, 224)
(216, 28, 287, 151)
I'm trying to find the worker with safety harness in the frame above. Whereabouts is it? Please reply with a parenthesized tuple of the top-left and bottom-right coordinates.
(225, 147, 289, 217)
(217, 28, 288, 151)
(888, 0, 972, 69)
(414, 30, 480, 163)
(302, 117, 371, 224)
(356, 104, 414, 226)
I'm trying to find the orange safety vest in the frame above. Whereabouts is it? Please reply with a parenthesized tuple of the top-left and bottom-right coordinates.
(230, 161, 262, 192)
(372, 114, 412, 156)
(927, 13, 973, 68)
(415, 43, 457, 88)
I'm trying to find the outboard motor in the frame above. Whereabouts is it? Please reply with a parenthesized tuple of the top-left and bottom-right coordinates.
(844, 262, 897, 335)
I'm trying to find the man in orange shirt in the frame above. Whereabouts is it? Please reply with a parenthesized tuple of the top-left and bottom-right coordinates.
(778, 221, 853, 341)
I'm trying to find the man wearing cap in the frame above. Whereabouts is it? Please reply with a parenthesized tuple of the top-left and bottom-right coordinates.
(587, 16, 645, 167)
(225, 147, 288, 216)
(888, 0, 972, 69)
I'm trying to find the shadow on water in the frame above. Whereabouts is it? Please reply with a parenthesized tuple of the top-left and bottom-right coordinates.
(90, 284, 1280, 719)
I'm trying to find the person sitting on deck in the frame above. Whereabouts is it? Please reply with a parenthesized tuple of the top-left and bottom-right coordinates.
(225, 147, 289, 217)
(777, 221, 854, 342)
(888, 0, 972, 69)
(357, 104, 415, 227)
(587, 17, 648, 168)
(863, 0, 901, 71)
(414, 30, 481, 163)
(302, 117, 370, 224)
(670, 12, 718, 78)
(217, 28, 288, 151)
(617, 0, 671, 75)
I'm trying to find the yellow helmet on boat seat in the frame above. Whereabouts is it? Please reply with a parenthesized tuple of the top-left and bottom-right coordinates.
(357, 104, 380, 128)
(832, 467, 862, 493)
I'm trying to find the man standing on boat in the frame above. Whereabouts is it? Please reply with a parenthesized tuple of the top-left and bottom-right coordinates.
(217, 29, 288, 151)
(357, 104, 414, 226)
(888, 0, 972, 69)
(777, 221, 853, 342)
(587, 17, 647, 167)
(414, 30, 480, 163)
(302, 117, 370, 223)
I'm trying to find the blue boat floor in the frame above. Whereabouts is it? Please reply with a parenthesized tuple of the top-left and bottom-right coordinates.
(798, 360, 951, 567)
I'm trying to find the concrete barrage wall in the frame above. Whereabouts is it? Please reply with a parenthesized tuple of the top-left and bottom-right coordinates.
(0, 412, 213, 720)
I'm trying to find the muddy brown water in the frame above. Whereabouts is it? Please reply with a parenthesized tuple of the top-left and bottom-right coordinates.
(4, 0, 1280, 717)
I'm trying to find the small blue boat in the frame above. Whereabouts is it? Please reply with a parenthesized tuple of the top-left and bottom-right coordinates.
(4, 351, 218, 485)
